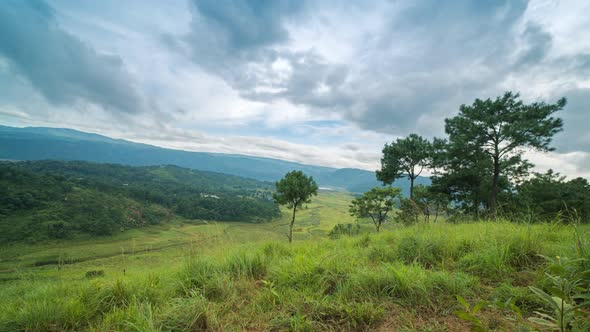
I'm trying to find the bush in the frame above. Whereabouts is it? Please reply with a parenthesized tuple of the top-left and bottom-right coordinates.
(328, 223, 361, 239)
(398, 199, 422, 225)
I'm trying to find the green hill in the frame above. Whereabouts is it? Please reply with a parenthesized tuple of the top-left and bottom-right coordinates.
(0, 125, 430, 195)
(0, 160, 279, 243)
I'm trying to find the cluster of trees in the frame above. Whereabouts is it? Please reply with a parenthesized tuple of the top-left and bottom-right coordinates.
(508, 170, 590, 221)
(0, 166, 146, 241)
(367, 91, 589, 224)
(273, 93, 586, 241)
(1, 161, 280, 242)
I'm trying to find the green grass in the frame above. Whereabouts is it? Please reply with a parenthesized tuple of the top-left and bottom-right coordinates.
(1, 191, 589, 331)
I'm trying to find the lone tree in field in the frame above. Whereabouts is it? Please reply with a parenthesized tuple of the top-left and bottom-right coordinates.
(377, 134, 432, 199)
(273, 171, 318, 243)
(349, 187, 401, 232)
(445, 91, 565, 218)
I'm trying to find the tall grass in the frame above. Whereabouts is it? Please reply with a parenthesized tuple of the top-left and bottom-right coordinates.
(0, 221, 587, 331)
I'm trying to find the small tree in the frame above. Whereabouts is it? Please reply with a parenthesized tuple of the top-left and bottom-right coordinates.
(273, 171, 318, 243)
(413, 185, 449, 222)
(349, 187, 401, 232)
(377, 134, 432, 199)
(398, 198, 421, 225)
(413, 185, 432, 222)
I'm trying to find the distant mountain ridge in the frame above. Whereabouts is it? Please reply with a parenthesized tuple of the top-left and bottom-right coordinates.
(0, 125, 430, 194)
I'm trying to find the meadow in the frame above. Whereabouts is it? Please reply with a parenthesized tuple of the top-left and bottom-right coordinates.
(1, 191, 589, 331)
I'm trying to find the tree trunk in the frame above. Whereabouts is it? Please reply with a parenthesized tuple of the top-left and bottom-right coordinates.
(474, 191, 480, 220)
(368, 214, 380, 233)
(288, 204, 297, 243)
(410, 176, 415, 200)
(489, 156, 500, 219)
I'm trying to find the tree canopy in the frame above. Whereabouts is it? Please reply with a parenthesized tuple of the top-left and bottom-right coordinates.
(443, 92, 565, 218)
(349, 186, 401, 232)
(377, 134, 432, 199)
(0, 161, 280, 242)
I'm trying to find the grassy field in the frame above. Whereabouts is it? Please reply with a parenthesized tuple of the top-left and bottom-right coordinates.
(0, 191, 353, 274)
(1, 191, 589, 331)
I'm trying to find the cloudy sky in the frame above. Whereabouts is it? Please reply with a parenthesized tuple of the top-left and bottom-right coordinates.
(1, 0, 589, 176)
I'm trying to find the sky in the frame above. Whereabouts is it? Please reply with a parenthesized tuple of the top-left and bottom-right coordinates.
(0, 0, 589, 177)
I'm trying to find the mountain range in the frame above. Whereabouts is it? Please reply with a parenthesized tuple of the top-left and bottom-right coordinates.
(0, 125, 429, 195)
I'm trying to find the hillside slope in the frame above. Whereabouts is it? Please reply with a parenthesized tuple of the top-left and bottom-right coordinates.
(2, 218, 588, 331)
(0, 126, 430, 194)
(0, 161, 279, 242)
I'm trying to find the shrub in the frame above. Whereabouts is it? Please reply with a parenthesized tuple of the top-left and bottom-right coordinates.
(398, 198, 422, 225)
(328, 223, 360, 239)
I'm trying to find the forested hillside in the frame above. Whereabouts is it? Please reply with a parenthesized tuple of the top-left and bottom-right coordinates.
(0, 126, 429, 195)
(0, 161, 279, 242)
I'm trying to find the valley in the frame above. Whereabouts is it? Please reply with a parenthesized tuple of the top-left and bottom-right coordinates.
(1, 187, 589, 331)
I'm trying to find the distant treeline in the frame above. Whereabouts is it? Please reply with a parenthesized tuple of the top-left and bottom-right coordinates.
(0, 161, 280, 242)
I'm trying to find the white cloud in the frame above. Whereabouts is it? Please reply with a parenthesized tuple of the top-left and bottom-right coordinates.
(0, 0, 589, 178)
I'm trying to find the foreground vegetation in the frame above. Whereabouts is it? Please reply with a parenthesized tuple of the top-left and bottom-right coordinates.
(1, 191, 588, 331)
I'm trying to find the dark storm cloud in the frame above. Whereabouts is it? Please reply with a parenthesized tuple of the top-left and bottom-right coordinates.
(0, 0, 146, 114)
(193, 0, 302, 50)
(177, 0, 306, 71)
(514, 22, 553, 68)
